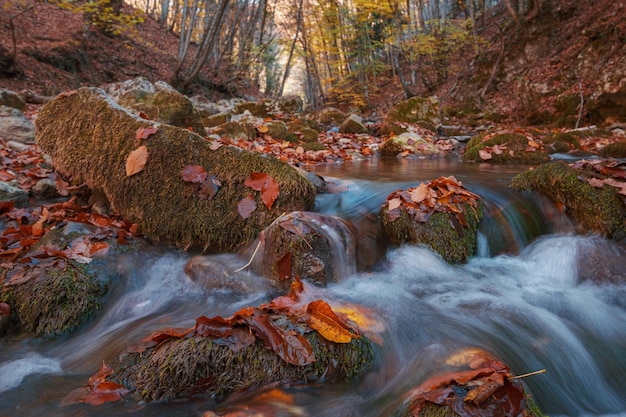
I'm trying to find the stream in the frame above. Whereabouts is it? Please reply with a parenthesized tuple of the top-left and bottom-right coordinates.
(1, 159, 625, 417)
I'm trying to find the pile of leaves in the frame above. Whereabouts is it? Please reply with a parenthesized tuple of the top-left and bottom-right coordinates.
(62, 362, 130, 406)
(384, 176, 481, 226)
(571, 159, 626, 198)
(402, 349, 538, 417)
(127, 278, 381, 366)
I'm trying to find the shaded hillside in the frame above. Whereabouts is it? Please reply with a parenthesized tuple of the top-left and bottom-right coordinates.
(0, 0, 258, 99)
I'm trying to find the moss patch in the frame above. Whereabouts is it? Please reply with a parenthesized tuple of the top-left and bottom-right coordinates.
(599, 141, 626, 158)
(381, 203, 483, 263)
(0, 261, 107, 337)
(35, 88, 316, 252)
(113, 326, 374, 402)
(462, 132, 550, 164)
(510, 162, 626, 239)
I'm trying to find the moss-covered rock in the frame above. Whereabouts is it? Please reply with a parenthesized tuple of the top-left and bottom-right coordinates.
(252, 212, 356, 289)
(117, 87, 206, 135)
(339, 114, 368, 134)
(317, 107, 347, 127)
(0, 89, 26, 112)
(599, 141, 626, 158)
(462, 132, 550, 164)
(380, 132, 440, 158)
(543, 131, 581, 154)
(35, 88, 316, 251)
(381, 96, 440, 135)
(0, 261, 107, 337)
(235, 101, 272, 119)
(112, 319, 373, 402)
(266, 120, 288, 140)
(202, 112, 230, 128)
(214, 120, 257, 141)
(510, 162, 626, 239)
(380, 178, 483, 263)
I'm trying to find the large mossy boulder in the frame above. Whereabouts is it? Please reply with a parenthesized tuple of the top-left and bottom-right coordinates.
(381, 96, 440, 136)
(380, 177, 483, 263)
(462, 131, 550, 164)
(110, 284, 374, 402)
(35, 88, 316, 251)
(510, 162, 626, 239)
(380, 132, 441, 158)
(252, 211, 356, 289)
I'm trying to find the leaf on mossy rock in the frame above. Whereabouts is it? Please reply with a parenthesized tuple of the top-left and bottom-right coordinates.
(383, 176, 481, 226)
(181, 165, 208, 183)
(245, 172, 280, 209)
(62, 362, 129, 406)
(237, 195, 257, 219)
(135, 126, 158, 140)
(125, 145, 148, 176)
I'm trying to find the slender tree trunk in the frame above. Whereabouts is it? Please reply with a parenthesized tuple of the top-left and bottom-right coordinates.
(278, 0, 304, 97)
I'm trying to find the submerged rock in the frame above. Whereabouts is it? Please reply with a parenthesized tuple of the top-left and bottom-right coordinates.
(251, 211, 356, 289)
(510, 161, 626, 239)
(35, 87, 316, 251)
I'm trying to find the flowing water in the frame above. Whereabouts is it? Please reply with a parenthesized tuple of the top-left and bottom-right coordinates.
(1, 159, 625, 417)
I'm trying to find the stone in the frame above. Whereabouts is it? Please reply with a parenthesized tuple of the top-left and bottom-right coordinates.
(0, 105, 35, 143)
(31, 178, 58, 200)
(339, 114, 368, 134)
(35, 87, 316, 251)
(380, 132, 440, 157)
(0, 89, 26, 111)
(0, 181, 28, 204)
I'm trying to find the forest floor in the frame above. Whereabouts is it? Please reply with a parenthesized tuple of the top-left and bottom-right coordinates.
(1, 0, 625, 125)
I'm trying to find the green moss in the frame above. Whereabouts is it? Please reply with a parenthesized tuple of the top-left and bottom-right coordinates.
(299, 127, 320, 143)
(510, 162, 626, 239)
(216, 121, 257, 141)
(384, 96, 440, 125)
(599, 141, 626, 158)
(381, 202, 483, 263)
(0, 262, 107, 337)
(543, 132, 581, 148)
(235, 101, 271, 118)
(302, 141, 325, 151)
(202, 113, 230, 128)
(35, 88, 317, 252)
(462, 132, 550, 164)
(113, 326, 373, 401)
(266, 121, 288, 140)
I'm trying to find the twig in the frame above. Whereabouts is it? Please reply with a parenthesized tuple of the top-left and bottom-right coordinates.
(234, 212, 286, 272)
(576, 80, 584, 129)
(510, 369, 547, 380)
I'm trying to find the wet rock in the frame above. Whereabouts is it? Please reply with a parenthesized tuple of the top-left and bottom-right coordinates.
(380, 177, 483, 263)
(252, 211, 356, 289)
(510, 162, 626, 239)
(35, 87, 316, 251)
(0, 181, 28, 204)
(599, 141, 626, 158)
(184, 255, 271, 293)
(31, 178, 58, 200)
(0, 89, 26, 111)
(0, 105, 35, 144)
(339, 114, 368, 134)
(316, 107, 347, 128)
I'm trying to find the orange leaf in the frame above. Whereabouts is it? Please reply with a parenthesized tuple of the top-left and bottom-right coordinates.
(257, 125, 269, 133)
(245, 172, 280, 209)
(306, 300, 358, 343)
(410, 183, 429, 203)
(387, 197, 402, 211)
(125, 146, 148, 176)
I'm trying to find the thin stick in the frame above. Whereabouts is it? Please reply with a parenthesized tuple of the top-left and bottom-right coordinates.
(234, 212, 286, 272)
(576, 80, 584, 129)
(510, 369, 547, 380)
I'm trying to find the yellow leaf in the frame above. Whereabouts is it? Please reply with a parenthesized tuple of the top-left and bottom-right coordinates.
(126, 145, 148, 176)
(257, 125, 269, 133)
(306, 300, 358, 343)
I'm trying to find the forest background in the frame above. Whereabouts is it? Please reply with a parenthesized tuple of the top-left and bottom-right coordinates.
(1, 0, 625, 126)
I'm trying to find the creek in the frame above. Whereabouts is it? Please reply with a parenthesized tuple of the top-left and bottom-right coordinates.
(1, 159, 625, 417)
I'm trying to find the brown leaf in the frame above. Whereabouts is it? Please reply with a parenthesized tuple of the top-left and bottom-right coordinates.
(199, 176, 221, 200)
(410, 183, 429, 203)
(196, 315, 233, 338)
(245, 172, 280, 209)
(387, 197, 402, 211)
(238, 195, 257, 219)
(306, 300, 358, 343)
(277, 252, 292, 282)
(125, 145, 148, 176)
(135, 126, 158, 140)
(182, 165, 208, 183)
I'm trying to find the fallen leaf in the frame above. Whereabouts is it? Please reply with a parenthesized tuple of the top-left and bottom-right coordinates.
(182, 165, 208, 183)
(479, 149, 492, 160)
(306, 300, 358, 343)
(238, 195, 257, 219)
(245, 172, 280, 209)
(209, 141, 223, 150)
(199, 176, 220, 200)
(125, 146, 148, 177)
(196, 315, 233, 338)
(135, 126, 158, 140)
(410, 183, 429, 203)
(257, 125, 269, 133)
(388, 197, 402, 210)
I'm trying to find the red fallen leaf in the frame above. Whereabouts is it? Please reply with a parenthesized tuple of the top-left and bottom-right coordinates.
(246, 311, 314, 366)
(0, 201, 15, 215)
(277, 252, 292, 281)
(279, 218, 311, 235)
(32, 207, 49, 238)
(479, 149, 492, 160)
(195, 315, 233, 338)
(0, 170, 16, 181)
(90, 241, 109, 256)
(0, 302, 10, 316)
(182, 165, 208, 183)
(125, 145, 148, 176)
(238, 195, 257, 219)
(306, 299, 358, 343)
(135, 126, 158, 140)
(244, 172, 280, 209)
(67, 362, 129, 406)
